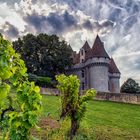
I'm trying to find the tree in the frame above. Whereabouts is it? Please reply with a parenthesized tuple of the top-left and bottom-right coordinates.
(56, 74, 96, 139)
(13, 34, 73, 86)
(0, 35, 42, 139)
(121, 78, 140, 93)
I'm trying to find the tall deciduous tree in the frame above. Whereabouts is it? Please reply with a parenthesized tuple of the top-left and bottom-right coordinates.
(13, 33, 73, 81)
(121, 78, 140, 93)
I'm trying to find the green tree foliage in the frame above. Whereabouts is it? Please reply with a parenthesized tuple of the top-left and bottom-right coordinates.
(121, 78, 140, 93)
(0, 35, 42, 139)
(56, 74, 96, 139)
(13, 34, 73, 86)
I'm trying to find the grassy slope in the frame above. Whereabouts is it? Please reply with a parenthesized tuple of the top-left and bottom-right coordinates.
(41, 95, 140, 139)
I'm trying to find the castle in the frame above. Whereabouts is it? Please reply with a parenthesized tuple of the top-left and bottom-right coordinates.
(67, 35, 121, 93)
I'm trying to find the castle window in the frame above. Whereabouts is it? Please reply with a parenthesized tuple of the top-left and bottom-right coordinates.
(82, 82, 85, 90)
(81, 49, 84, 55)
(82, 59, 84, 63)
(108, 81, 110, 91)
(81, 69, 84, 78)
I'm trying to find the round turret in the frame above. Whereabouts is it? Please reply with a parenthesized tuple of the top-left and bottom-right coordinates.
(109, 58, 121, 93)
(86, 35, 109, 92)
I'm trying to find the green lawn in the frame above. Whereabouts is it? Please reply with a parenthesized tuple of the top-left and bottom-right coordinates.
(1, 95, 140, 139)
(41, 95, 140, 140)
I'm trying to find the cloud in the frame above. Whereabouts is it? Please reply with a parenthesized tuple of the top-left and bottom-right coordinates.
(23, 3, 115, 36)
(82, 20, 93, 30)
(23, 10, 78, 34)
(5, 23, 19, 38)
(0, 0, 140, 84)
(24, 13, 47, 33)
(0, 2, 26, 38)
(46, 11, 77, 33)
(0, 22, 19, 39)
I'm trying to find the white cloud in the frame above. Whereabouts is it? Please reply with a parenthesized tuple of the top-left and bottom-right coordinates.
(0, 2, 26, 32)
(0, 0, 140, 84)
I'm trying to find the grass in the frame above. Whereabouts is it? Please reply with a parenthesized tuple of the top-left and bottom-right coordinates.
(1, 94, 140, 139)
(40, 95, 140, 140)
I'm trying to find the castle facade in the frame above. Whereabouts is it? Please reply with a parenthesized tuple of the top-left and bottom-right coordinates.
(67, 35, 121, 93)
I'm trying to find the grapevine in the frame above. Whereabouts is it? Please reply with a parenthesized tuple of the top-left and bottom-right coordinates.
(56, 74, 96, 139)
(0, 35, 42, 140)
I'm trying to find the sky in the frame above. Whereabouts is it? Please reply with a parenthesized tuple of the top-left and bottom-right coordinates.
(0, 0, 140, 84)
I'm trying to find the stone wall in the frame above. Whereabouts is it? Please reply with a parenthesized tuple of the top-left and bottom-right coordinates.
(40, 88, 140, 104)
(96, 92, 140, 104)
(40, 87, 59, 95)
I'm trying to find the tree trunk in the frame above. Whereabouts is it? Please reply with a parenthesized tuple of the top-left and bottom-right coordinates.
(60, 108, 66, 119)
(70, 119, 79, 140)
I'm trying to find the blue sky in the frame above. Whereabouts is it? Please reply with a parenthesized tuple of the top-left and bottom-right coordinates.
(0, 0, 140, 84)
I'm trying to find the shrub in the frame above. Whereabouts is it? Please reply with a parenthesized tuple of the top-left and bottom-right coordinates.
(28, 73, 53, 87)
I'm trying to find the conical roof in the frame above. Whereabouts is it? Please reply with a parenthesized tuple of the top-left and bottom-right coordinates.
(82, 41, 91, 51)
(109, 58, 120, 74)
(91, 35, 110, 58)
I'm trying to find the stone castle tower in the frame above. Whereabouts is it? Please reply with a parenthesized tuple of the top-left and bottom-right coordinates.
(67, 35, 121, 93)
